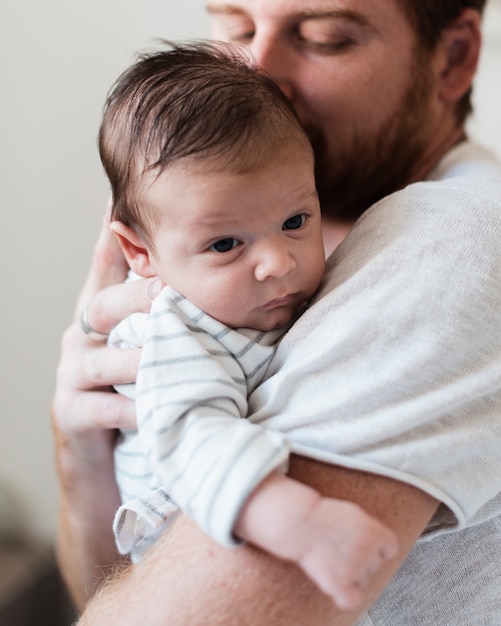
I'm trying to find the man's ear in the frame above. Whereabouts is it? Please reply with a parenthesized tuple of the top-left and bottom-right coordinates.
(436, 8, 481, 105)
(110, 221, 156, 277)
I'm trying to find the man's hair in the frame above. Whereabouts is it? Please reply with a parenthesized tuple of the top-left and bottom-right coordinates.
(397, 0, 487, 124)
(99, 41, 309, 244)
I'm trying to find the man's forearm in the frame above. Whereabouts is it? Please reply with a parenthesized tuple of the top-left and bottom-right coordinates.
(77, 456, 438, 625)
(55, 439, 125, 610)
(79, 514, 355, 626)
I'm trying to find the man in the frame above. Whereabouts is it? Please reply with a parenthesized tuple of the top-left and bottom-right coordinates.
(52, 1, 501, 624)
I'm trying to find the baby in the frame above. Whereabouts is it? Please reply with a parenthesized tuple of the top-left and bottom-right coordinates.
(100, 41, 397, 609)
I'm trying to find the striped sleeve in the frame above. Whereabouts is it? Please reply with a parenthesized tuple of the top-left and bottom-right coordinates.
(132, 287, 289, 547)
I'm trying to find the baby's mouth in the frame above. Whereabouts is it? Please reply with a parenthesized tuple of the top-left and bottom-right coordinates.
(263, 293, 296, 310)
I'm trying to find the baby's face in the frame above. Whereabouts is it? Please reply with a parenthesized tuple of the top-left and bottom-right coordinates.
(145, 151, 325, 331)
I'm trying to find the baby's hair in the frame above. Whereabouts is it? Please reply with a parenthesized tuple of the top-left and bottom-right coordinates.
(99, 40, 311, 244)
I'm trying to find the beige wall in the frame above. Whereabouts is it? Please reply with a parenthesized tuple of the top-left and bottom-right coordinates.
(0, 0, 208, 541)
(469, 0, 501, 152)
(0, 1, 500, 543)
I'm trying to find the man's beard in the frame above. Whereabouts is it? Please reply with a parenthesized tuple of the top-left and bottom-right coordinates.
(307, 53, 435, 221)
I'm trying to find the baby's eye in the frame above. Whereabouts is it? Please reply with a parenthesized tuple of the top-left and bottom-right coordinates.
(283, 214, 306, 230)
(209, 237, 241, 253)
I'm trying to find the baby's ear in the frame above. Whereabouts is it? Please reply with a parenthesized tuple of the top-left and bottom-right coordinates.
(110, 221, 156, 277)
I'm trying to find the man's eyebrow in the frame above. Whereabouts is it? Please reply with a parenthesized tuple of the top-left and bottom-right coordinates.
(297, 9, 371, 28)
(206, 3, 247, 16)
(206, 4, 371, 28)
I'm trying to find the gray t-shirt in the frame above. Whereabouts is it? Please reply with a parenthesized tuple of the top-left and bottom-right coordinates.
(249, 141, 501, 624)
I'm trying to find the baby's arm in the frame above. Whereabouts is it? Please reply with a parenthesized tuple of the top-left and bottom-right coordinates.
(235, 470, 398, 610)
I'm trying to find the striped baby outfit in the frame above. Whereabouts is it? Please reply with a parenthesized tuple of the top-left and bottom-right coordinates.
(110, 286, 290, 559)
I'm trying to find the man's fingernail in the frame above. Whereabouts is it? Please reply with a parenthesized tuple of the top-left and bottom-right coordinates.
(148, 277, 163, 300)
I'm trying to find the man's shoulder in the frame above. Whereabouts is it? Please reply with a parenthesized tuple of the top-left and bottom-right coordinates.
(371, 170, 501, 232)
(322, 162, 501, 295)
(398, 140, 501, 209)
(407, 172, 501, 204)
(370, 140, 500, 207)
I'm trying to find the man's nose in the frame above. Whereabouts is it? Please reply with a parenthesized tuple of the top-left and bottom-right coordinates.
(254, 240, 296, 281)
(249, 33, 294, 100)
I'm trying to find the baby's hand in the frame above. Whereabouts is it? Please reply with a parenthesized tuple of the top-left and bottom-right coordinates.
(235, 472, 398, 610)
(296, 498, 398, 610)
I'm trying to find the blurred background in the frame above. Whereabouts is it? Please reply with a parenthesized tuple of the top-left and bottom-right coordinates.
(0, 1, 500, 623)
(0, 1, 207, 623)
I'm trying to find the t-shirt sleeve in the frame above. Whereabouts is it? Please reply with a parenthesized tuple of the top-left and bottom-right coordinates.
(249, 177, 501, 536)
